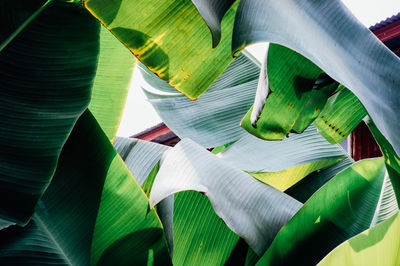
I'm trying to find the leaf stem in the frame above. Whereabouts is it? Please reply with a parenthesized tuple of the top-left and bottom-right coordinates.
(0, 0, 55, 53)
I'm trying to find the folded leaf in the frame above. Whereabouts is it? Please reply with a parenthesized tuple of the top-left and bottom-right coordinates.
(191, 0, 236, 47)
(318, 211, 400, 266)
(84, 0, 238, 99)
(257, 158, 398, 265)
(114, 137, 169, 186)
(0, 0, 99, 226)
(88, 26, 136, 141)
(150, 138, 302, 255)
(141, 52, 260, 147)
(0, 110, 171, 265)
(233, 0, 400, 156)
(314, 87, 367, 144)
(241, 44, 337, 140)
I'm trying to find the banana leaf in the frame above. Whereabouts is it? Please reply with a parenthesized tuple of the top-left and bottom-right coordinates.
(84, 0, 238, 99)
(232, 0, 400, 157)
(318, 211, 400, 266)
(150, 138, 302, 255)
(314, 87, 367, 144)
(241, 44, 338, 140)
(88, 27, 136, 141)
(0, 110, 171, 265)
(141, 52, 259, 148)
(257, 158, 398, 265)
(0, 0, 99, 226)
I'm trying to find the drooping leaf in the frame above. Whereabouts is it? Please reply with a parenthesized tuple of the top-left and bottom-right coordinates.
(314, 87, 367, 144)
(318, 211, 400, 266)
(0, 0, 99, 226)
(150, 138, 302, 255)
(0, 110, 171, 265)
(233, 0, 400, 156)
(141, 52, 260, 148)
(84, 0, 238, 99)
(191, 0, 236, 48)
(113, 137, 174, 256)
(88, 26, 136, 141)
(114, 137, 251, 265)
(217, 124, 346, 173)
(257, 158, 398, 265)
(113, 137, 169, 186)
(366, 117, 400, 205)
(241, 44, 338, 140)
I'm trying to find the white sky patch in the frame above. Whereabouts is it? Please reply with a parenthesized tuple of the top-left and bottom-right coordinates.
(117, 0, 400, 137)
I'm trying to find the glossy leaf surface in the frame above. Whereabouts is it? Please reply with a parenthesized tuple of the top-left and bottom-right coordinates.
(88, 26, 136, 141)
(84, 0, 238, 99)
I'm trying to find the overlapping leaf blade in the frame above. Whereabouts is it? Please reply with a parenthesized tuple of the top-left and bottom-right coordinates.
(0, 0, 99, 226)
(241, 44, 338, 140)
(0, 111, 171, 265)
(150, 138, 302, 255)
(318, 211, 400, 266)
(191, 0, 236, 47)
(84, 0, 238, 99)
(88, 27, 136, 141)
(141, 52, 259, 148)
(314, 87, 367, 144)
(233, 0, 400, 156)
(257, 158, 398, 265)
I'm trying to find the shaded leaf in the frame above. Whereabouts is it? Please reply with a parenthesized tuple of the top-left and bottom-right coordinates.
(318, 211, 400, 266)
(0, 0, 99, 226)
(0, 110, 171, 265)
(257, 158, 397, 265)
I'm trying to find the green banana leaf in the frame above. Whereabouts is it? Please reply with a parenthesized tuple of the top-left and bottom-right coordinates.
(241, 44, 338, 140)
(173, 191, 240, 265)
(191, 0, 236, 48)
(249, 158, 340, 191)
(150, 138, 302, 255)
(0, 0, 99, 226)
(318, 211, 400, 266)
(114, 137, 246, 265)
(366, 117, 400, 206)
(0, 110, 171, 265)
(84, 0, 237, 99)
(257, 158, 398, 265)
(88, 26, 136, 141)
(286, 157, 354, 203)
(141, 52, 260, 148)
(314, 87, 367, 144)
(232, 0, 400, 157)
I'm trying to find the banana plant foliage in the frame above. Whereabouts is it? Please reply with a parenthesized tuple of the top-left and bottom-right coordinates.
(1, 0, 400, 265)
